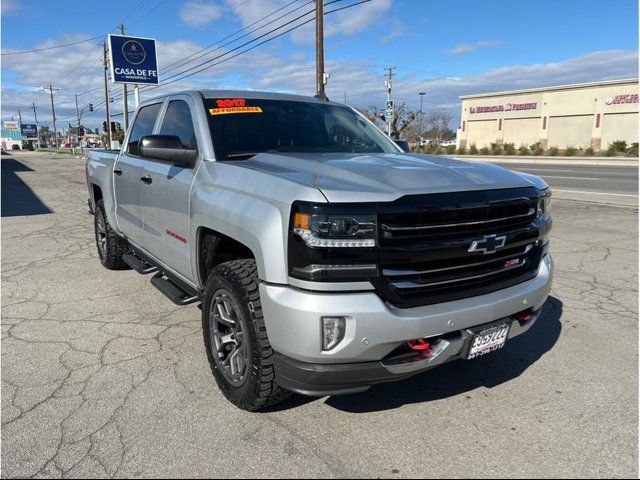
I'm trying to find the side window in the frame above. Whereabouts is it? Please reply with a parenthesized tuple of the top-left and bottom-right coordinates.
(127, 103, 162, 156)
(159, 100, 197, 149)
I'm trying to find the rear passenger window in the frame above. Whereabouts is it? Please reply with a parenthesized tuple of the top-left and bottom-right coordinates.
(159, 100, 197, 150)
(127, 103, 161, 156)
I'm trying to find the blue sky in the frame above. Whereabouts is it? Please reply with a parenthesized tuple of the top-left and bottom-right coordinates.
(1, 0, 638, 129)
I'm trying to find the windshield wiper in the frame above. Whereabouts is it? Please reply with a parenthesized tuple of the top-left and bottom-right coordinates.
(225, 152, 260, 160)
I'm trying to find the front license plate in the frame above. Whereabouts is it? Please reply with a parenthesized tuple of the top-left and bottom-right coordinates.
(467, 323, 510, 360)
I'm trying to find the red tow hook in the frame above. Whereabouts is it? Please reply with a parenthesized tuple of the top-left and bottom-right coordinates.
(406, 338, 431, 351)
(513, 309, 533, 322)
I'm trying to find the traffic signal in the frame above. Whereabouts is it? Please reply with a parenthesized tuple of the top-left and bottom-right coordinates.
(78, 127, 85, 136)
(110, 122, 116, 132)
(88, 103, 94, 112)
(102, 121, 108, 132)
(115, 122, 122, 132)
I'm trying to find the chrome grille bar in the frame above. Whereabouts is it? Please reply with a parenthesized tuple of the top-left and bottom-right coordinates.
(391, 258, 528, 289)
(383, 244, 533, 277)
(381, 208, 535, 232)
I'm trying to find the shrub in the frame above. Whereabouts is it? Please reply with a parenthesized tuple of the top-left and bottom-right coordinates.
(432, 146, 442, 155)
(518, 145, 529, 156)
(479, 147, 490, 155)
(530, 142, 544, 156)
(490, 142, 503, 155)
(548, 147, 559, 156)
(503, 143, 516, 155)
(606, 145, 617, 157)
(469, 144, 478, 154)
(627, 142, 639, 157)
(612, 140, 628, 152)
(584, 147, 595, 156)
(457, 145, 467, 155)
(446, 145, 456, 154)
(565, 146, 577, 156)
(424, 144, 434, 154)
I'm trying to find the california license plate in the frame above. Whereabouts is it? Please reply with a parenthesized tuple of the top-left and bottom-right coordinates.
(467, 323, 510, 360)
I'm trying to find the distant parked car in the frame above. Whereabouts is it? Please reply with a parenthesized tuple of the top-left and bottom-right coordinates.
(11, 144, 20, 150)
(441, 140, 457, 147)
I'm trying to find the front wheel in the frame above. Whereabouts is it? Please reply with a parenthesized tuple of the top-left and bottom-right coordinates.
(202, 259, 290, 411)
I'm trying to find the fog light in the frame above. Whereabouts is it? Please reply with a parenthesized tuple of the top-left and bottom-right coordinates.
(322, 317, 346, 351)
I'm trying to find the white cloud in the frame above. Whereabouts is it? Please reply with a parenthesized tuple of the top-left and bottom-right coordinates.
(180, 1, 223, 29)
(2, 37, 636, 132)
(449, 40, 505, 55)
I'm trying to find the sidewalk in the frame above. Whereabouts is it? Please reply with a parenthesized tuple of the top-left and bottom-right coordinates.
(446, 154, 638, 167)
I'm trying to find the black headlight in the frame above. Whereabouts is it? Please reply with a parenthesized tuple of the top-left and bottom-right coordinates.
(537, 189, 552, 220)
(288, 202, 378, 282)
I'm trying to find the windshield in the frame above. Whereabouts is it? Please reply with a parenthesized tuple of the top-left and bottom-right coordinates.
(204, 97, 399, 160)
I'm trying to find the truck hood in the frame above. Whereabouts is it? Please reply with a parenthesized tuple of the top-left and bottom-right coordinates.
(235, 152, 544, 202)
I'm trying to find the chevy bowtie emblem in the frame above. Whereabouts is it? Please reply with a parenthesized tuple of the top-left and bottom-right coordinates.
(468, 234, 507, 254)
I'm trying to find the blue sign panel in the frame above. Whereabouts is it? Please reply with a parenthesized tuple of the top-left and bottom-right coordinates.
(108, 34, 159, 85)
(21, 123, 38, 138)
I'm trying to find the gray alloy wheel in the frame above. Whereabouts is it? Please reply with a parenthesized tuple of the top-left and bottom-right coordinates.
(95, 213, 107, 259)
(209, 289, 248, 387)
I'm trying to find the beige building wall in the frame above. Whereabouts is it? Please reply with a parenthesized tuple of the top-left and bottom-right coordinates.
(457, 78, 639, 151)
(503, 117, 540, 147)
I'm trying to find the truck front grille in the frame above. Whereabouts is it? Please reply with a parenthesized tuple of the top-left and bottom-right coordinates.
(372, 187, 545, 308)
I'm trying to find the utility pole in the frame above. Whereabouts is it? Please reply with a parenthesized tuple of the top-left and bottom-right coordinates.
(103, 40, 112, 148)
(75, 93, 80, 131)
(418, 92, 426, 143)
(384, 67, 396, 137)
(32, 102, 40, 148)
(43, 83, 59, 148)
(119, 22, 130, 131)
(315, 0, 328, 101)
(17, 108, 22, 128)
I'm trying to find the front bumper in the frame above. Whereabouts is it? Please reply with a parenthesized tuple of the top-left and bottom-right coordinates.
(273, 309, 541, 396)
(260, 254, 553, 365)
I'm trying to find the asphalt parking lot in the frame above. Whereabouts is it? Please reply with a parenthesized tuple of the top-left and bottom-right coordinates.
(2, 151, 638, 478)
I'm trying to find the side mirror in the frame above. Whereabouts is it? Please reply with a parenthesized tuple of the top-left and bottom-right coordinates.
(394, 139, 409, 152)
(139, 135, 198, 167)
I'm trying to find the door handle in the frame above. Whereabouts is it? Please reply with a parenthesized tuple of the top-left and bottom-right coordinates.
(140, 176, 153, 185)
(113, 168, 122, 176)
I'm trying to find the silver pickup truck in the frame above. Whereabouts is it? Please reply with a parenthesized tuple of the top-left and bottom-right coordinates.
(86, 90, 553, 411)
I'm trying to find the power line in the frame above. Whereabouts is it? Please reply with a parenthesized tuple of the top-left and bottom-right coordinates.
(47, 0, 373, 117)
(134, 0, 345, 94)
(1, 35, 104, 56)
(145, 0, 367, 92)
(161, 0, 308, 75)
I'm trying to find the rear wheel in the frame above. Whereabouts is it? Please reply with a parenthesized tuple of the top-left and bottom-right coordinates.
(94, 200, 129, 270)
(202, 259, 290, 411)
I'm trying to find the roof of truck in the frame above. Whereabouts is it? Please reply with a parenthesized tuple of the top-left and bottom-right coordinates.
(147, 89, 344, 106)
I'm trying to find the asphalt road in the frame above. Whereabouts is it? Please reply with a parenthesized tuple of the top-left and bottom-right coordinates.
(2, 152, 638, 478)
(493, 162, 638, 196)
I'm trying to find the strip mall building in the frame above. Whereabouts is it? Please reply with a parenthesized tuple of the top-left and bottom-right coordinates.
(456, 78, 639, 150)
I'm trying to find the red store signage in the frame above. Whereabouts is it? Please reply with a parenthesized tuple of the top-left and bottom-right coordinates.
(470, 102, 538, 114)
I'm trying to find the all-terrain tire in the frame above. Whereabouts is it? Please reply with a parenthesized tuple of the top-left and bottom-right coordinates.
(202, 259, 291, 411)
(94, 199, 129, 270)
